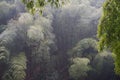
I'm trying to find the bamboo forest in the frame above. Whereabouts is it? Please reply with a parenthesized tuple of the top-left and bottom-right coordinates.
(0, 0, 120, 80)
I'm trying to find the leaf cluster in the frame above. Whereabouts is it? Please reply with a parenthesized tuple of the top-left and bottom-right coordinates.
(3, 52, 27, 80)
(97, 0, 120, 75)
(22, 0, 68, 14)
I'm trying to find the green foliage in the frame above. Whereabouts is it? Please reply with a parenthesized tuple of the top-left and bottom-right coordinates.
(68, 37, 116, 80)
(0, 46, 9, 63)
(69, 58, 91, 80)
(3, 52, 27, 80)
(22, 0, 68, 14)
(93, 51, 113, 74)
(27, 16, 53, 63)
(88, 51, 116, 80)
(97, 0, 120, 75)
(68, 38, 97, 60)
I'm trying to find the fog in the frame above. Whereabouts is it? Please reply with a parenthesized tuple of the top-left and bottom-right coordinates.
(0, 0, 119, 80)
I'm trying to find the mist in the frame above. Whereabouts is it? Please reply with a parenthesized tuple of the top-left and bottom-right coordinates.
(0, 0, 119, 80)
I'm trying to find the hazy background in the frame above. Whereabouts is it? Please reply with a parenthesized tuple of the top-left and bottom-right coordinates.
(0, 0, 119, 80)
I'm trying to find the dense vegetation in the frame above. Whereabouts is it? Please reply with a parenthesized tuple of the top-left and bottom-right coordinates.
(22, 0, 68, 14)
(97, 0, 120, 75)
(0, 0, 119, 80)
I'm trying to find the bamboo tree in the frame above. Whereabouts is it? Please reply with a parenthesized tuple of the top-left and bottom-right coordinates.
(3, 52, 27, 80)
(97, 0, 120, 75)
(22, 0, 68, 14)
